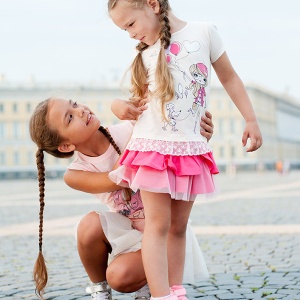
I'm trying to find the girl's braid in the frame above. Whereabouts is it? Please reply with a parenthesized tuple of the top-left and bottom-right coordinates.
(158, 0, 171, 49)
(155, 0, 174, 117)
(33, 148, 48, 299)
(99, 126, 122, 155)
(99, 126, 132, 202)
(136, 42, 149, 53)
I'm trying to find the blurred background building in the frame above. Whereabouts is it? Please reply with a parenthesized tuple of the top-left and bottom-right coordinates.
(0, 83, 299, 179)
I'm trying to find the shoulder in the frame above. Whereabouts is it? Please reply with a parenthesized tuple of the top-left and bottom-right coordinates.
(107, 121, 134, 151)
(187, 21, 221, 35)
(107, 121, 134, 138)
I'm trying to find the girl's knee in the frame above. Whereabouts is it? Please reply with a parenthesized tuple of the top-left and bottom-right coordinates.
(106, 252, 145, 292)
(107, 263, 135, 292)
(169, 221, 187, 238)
(77, 211, 103, 245)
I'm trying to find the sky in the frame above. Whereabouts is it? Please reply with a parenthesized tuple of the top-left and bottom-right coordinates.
(1, 0, 300, 101)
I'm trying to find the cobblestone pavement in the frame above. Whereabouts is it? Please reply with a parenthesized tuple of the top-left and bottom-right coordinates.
(1, 170, 300, 300)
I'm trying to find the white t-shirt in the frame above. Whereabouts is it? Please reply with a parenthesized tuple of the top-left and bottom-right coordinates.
(127, 22, 225, 156)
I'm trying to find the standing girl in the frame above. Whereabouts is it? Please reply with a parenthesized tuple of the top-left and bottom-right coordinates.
(108, 1, 263, 300)
(29, 97, 214, 299)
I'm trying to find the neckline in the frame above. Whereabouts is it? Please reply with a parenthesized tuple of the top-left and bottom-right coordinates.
(172, 22, 188, 36)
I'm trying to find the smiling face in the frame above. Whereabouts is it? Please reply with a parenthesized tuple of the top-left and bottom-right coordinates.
(47, 98, 100, 151)
(109, 0, 161, 46)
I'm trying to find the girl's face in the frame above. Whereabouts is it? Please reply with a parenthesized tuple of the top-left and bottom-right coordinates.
(47, 98, 100, 147)
(110, 0, 161, 46)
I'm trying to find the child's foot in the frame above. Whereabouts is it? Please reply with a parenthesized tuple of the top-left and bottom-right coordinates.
(170, 285, 187, 300)
(135, 284, 151, 300)
(86, 281, 112, 300)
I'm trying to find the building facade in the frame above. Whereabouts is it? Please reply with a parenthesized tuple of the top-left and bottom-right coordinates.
(0, 83, 299, 179)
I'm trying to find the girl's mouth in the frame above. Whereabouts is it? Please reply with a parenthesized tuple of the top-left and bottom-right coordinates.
(86, 114, 92, 125)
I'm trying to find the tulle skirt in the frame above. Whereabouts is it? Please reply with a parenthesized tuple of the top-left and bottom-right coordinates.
(97, 211, 209, 283)
(109, 150, 219, 201)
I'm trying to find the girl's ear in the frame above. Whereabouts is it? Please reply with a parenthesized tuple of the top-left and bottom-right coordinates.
(147, 0, 160, 13)
(58, 143, 76, 153)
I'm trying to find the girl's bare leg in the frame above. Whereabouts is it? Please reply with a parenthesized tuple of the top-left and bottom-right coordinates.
(168, 200, 194, 286)
(140, 191, 172, 297)
(78, 211, 147, 293)
(107, 250, 147, 292)
(77, 211, 111, 283)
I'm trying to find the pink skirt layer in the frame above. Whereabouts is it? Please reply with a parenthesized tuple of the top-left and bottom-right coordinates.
(109, 150, 219, 201)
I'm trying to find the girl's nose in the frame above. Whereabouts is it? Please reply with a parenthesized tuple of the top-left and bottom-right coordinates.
(129, 32, 137, 39)
(76, 106, 85, 117)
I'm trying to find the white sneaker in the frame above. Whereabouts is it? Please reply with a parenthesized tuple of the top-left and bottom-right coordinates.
(86, 281, 112, 300)
(135, 284, 151, 300)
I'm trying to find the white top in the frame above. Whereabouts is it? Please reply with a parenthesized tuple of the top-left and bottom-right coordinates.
(127, 22, 225, 156)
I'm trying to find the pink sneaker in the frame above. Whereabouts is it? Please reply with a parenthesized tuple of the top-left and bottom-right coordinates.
(150, 295, 178, 300)
(170, 285, 187, 300)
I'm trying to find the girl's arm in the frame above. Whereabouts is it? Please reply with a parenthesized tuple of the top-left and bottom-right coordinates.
(212, 52, 263, 152)
(64, 169, 121, 194)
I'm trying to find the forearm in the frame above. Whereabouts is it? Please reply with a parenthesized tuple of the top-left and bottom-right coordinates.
(222, 75, 257, 122)
(64, 169, 121, 194)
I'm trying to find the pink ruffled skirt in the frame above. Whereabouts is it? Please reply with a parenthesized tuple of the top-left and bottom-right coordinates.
(109, 150, 219, 201)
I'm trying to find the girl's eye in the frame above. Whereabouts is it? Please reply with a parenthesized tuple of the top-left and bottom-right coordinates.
(68, 114, 73, 123)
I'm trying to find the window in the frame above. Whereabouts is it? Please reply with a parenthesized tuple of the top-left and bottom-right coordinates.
(14, 151, 20, 164)
(0, 151, 5, 164)
(0, 122, 5, 139)
(218, 119, 223, 135)
(230, 146, 236, 158)
(13, 122, 22, 138)
(219, 146, 224, 158)
(26, 103, 31, 113)
(13, 103, 18, 113)
(27, 151, 34, 165)
(230, 119, 235, 134)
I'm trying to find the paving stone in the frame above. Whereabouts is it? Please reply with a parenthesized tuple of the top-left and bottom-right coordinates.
(1, 173, 300, 299)
(217, 293, 243, 299)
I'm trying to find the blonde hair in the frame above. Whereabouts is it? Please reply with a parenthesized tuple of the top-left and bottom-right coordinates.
(29, 98, 132, 298)
(108, 0, 174, 116)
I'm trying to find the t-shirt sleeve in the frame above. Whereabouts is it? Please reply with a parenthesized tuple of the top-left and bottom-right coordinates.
(208, 23, 225, 63)
(68, 155, 91, 171)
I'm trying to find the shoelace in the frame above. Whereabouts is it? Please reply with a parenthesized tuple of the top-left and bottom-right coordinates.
(135, 287, 150, 300)
(91, 290, 111, 300)
(135, 295, 150, 300)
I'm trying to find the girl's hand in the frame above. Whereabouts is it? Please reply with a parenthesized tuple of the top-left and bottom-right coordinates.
(242, 120, 263, 152)
(200, 111, 214, 142)
(111, 98, 148, 120)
